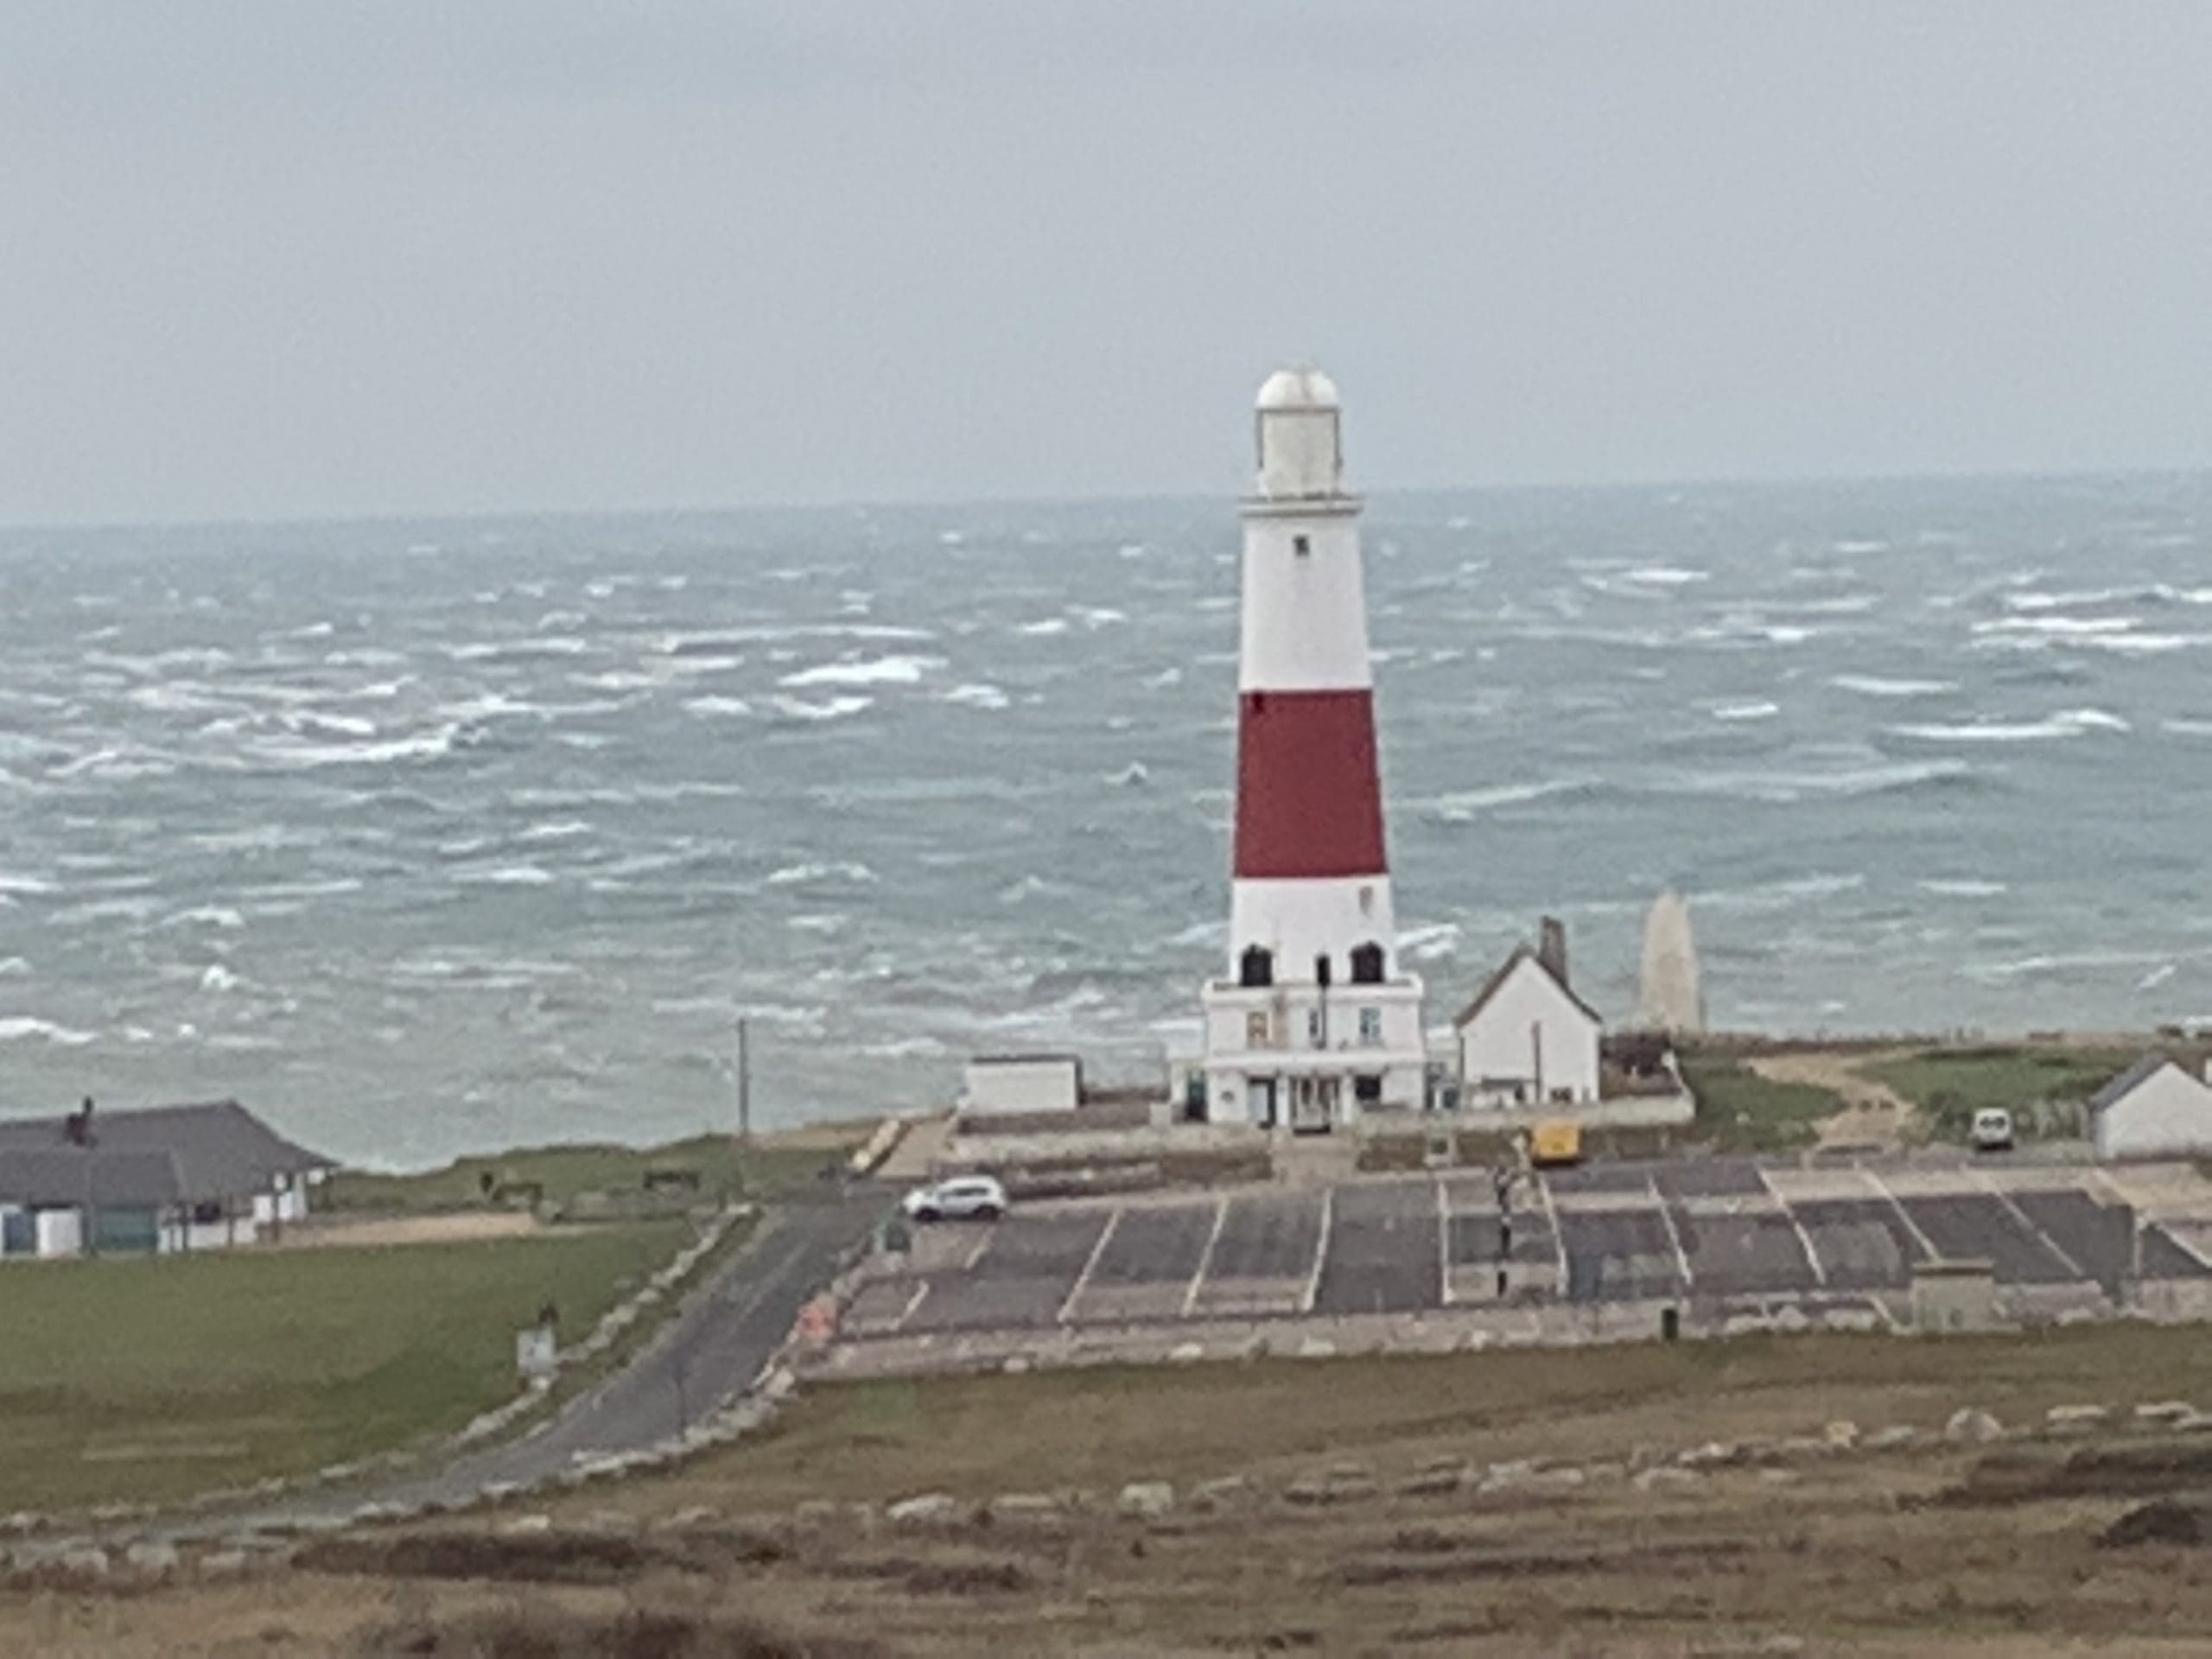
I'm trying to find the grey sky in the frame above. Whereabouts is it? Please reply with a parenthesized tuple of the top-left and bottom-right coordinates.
(3, 2, 2209, 525)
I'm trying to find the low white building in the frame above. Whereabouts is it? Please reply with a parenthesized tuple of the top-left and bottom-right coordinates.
(962, 1054, 1082, 1116)
(1454, 919, 1604, 1109)
(2090, 1055, 2212, 1161)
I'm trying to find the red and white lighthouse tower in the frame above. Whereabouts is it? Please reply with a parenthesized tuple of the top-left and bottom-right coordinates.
(1198, 368, 1427, 1131)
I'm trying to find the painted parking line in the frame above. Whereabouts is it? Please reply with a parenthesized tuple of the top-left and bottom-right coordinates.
(895, 1281, 930, 1332)
(1535, 1170, 1572, 1284)
(1436, 1175, 1453, 1307)
(1188, 1190, 1325, 1318)
(1861, 1169, 1940, 1257)
(1183, 1197, 1228, 1318)
(1977, 1171, 2086, 1281)
(1651, 1175, 1694, 1289)
(1760, 1173, 1831, 1288)
(1312, 1179, 1443, 1316)
(1302, 1188, 1334, 1314)
(1065, 1201, 1218, 1325)
(1058, 1208, 1122, 1324)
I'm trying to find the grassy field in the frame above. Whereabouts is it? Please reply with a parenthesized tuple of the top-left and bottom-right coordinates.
(1861, 1046, 2140, 1141)
(1677, 1051, 1840, 1151)
(323, 1131, 856, 1217)
(27, 1324, 2212, 1655)
(0, 1222, 685, 1514)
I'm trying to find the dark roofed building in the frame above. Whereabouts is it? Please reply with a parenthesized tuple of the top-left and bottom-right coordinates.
(0, 1099, 333, 1259)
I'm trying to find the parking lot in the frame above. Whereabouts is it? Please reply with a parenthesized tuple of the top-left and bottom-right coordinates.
(842, 1157, 2212, 1340)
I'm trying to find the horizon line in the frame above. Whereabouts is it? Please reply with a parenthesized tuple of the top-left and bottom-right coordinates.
(3, 456, 2209, 540)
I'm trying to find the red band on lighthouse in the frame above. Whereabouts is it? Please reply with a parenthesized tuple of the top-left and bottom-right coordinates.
(1233, 688, 1389, 880)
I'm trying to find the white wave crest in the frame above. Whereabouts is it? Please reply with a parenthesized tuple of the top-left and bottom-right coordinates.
(1892, 709, 2129, 743)
(0, 1016, 95, 1046)
(779, 654, 944, 689)
(1830, 675, 1959, 698)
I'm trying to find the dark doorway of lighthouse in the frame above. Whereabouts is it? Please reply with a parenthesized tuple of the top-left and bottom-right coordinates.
(1290, 1077, 1338, 1135)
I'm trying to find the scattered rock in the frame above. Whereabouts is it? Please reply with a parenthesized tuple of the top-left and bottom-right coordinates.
(988, 1494, 1064, 1526)
(790, 1500, 842, 1529)
(122, 1541, 180, 1580)
(2101, 1498, 2212, 1548)
(499, 1514, 554, 1537)
(1001, 1357, 1032, 1376)
(2046, 1405, 2112, 1435)
(1944, 1408, 2005, 1446)
(1190, 1476, 1252, 1512)
(55, 1547, 110, 1583)
(1678, 1441, 1742, 1470)
(1167, 1343, 1205, 1364)
(1864, 1426, 1922, 1452)
(1823, 1421, 1860, 1450)
(1284, 1471, 1374, 1508)
(197, 1550, 253, 1581)
(577, 1510, 641, 1536)
(1117, 1481, 1174, 1519)
(1634, 1467, 1697, 1493)
(1396, 1464, 1466, 1497)
(1296, 1338, 1338, 1360)
(653, 1505, 721, 1532)
(887, 1493, 962, 1529)
(2134, 1401, 2196, 1426)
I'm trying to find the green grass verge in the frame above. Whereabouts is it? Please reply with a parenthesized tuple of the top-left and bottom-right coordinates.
(1861, 1046, 2139, 1141)
(324, 1133, 850, 1218)
(1677, 1053, 1839, 1153)
(0, 1222, 685, 1515)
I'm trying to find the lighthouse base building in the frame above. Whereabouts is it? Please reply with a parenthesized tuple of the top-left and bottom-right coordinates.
(1199, 956, 1427, 1131)
(1193, 366, 1427, 1132)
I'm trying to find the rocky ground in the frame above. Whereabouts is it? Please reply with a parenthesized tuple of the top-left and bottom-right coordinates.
(15, 1329, 2212, 1655)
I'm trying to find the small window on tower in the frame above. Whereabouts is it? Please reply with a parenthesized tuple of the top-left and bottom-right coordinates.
(1293, 534, 1311, 556)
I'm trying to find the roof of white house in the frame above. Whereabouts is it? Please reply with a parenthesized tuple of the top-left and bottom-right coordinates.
(1452, 944, 1603, 1031)
(0, 1148, 184, 1209)
(2088, 1054, 2190, 1116)
(0, 1100, 329, 1205)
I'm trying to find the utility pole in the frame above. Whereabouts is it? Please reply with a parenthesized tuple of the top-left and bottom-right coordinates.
(736, 1015, 752, 1144)
(1493, 1163, 1515, 1301)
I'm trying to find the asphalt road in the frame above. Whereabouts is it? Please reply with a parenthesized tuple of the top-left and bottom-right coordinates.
(167, 1187, 888, 1535)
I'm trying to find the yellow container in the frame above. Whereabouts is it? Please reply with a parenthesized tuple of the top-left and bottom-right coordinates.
(1529, 1120, 1584, 1168)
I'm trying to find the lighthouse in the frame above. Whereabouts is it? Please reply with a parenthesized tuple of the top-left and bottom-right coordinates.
(1198, 368, 1427, 1131)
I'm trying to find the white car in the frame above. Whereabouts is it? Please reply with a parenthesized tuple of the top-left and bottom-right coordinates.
(900, 1175, 1008, 1223)
(1970, 1108, 2016, 1153)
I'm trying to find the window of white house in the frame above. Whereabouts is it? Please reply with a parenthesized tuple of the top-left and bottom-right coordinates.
(1358, 1007, 1382, 1046)
(1245, 1011, 1269, 1047)
(1307, 1007, 1325, 1045)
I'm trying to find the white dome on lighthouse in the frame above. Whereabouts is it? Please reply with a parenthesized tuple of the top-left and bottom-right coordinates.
(1255, 366, 1341, 412)
(1253, 365, 1346, 500)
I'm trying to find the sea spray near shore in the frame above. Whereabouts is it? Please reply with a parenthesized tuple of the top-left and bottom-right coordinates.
(3, 474, 2211, 1165)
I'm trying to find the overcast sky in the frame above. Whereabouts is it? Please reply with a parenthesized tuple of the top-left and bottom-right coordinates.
(3, 2, 2210, 526)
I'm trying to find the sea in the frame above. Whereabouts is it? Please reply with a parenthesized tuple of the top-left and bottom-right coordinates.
(3, 472, 2211, 1168)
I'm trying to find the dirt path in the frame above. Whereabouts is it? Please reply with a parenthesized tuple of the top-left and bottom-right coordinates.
(275, 1211, 541, 1249)
(1749, 1046, 1920, 1148)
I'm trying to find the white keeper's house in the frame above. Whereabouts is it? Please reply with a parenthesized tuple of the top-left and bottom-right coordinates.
(2089, 1056, 2212, 1162)
(1454, 918, 1604, 1109)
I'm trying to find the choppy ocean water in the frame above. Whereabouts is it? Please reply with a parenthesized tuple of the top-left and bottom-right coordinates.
(4, 474, 2212, 1166)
